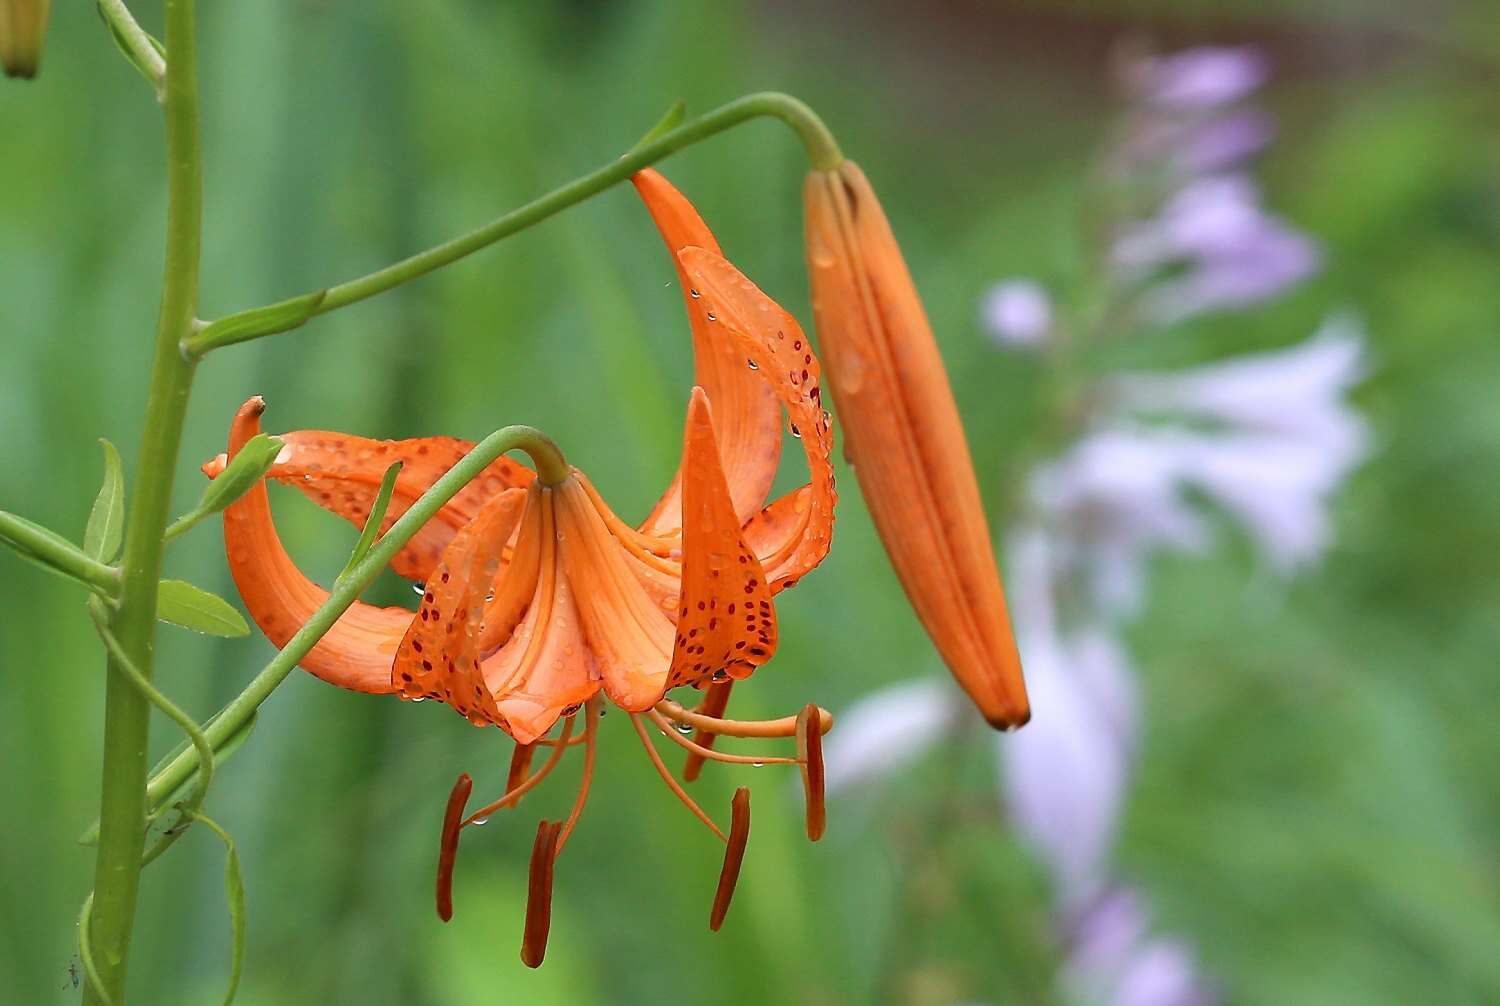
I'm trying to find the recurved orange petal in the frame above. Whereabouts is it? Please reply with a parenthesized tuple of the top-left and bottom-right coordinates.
(632, 169, 782, 531)
(261, 431, 534, 582)
(218, 398, 409, 693)
(678, 247, 837, 592)
(666, 388, 777, 691)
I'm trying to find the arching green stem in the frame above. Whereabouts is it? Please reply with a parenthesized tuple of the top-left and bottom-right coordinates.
(183, 92, 843, 355)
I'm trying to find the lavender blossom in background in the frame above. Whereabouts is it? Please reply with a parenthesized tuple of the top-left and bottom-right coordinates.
(1132, 46, 1269, 111)
(982, 279, 1054, 348)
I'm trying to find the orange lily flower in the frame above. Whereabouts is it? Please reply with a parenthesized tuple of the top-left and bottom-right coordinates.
(804, 161, 1030, 729)
(206, 170, 834, 964)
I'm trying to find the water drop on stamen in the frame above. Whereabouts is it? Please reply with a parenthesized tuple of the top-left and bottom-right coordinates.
(676, 722, 694, 735)
(472, 816, 489, 826)
(751, 761, 765, 768)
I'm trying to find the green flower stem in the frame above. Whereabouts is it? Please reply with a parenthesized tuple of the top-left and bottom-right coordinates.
(183, 91, 843, 355)
(0, 510, 121, 594)
(84, 0, 202, 1002)
(96, 0, 167, 100)
(135, 425, 564, 820)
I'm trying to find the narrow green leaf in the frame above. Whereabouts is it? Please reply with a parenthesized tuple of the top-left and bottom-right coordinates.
(84, 439, 125, 561)
(165, 433, 283, 542)
(632, 99, 687, 152)
(156, 579, 250, 637)
(187, 289, 327, 355)
(336, 461, 402, 584)
(185, 812, 246, 1006)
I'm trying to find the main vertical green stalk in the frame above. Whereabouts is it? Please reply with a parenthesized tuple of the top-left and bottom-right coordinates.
(84, 0, 201, 1002)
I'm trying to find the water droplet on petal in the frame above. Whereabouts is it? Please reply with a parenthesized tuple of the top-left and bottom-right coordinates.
(746, 359, 759, 371)
(411, 696, 426, 703)
(789, 424, 802, 439)
(706, 311, 717, 321)
(689, 289, 701, 299)
(412, 582, 426, 596)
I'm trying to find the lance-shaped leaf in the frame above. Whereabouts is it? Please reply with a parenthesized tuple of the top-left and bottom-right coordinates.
(84, 439, 125, 561)
(335, 460, 402, 585)
(156, 579, 250, 637)
(185, 811, 246, 1006)
(165, 433, 284, 542)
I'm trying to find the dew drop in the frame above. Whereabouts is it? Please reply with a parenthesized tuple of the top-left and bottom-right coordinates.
(689, 289, 701, 299)
(706, 311, 717, 321)
(411, 696, 426, 703)
(484, 591, 495, 602)
(751, 761, 765, 768)
(472, 816, 489, 826)
(789, 424, 802, 439)
(746, 358, 759, 371)
(412, 582, 426, 596)
(675, 722, 694, 735)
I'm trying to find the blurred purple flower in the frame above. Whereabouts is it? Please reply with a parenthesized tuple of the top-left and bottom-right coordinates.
(1065, 887, 1219, 1006)
(1113, 174, 1322, 324)
(1136, 46, 1268, 110)
(981, 279, 1054, 348)
(1171, 108, 1275, 175)
(820, 678, 959, 793)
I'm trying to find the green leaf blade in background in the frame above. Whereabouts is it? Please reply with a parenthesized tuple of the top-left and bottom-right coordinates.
(84, 438, 125, 561)
(155, 579, 249, 637)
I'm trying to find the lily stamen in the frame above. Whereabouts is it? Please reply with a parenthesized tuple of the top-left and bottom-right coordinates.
(683, 681, 734, 781)
(462, 715, 576, 825)
(629, 712, 727, 842)
(709, 788, 752, 932)
(656, 697, 834, 739)
(555, 698, 602, 854)
(646, 708, 797, 767)
(435, 772, 473, 923)
(506, 743, 536, 792)
(521, 820, 563, 969)
(795, 704, 827, 841)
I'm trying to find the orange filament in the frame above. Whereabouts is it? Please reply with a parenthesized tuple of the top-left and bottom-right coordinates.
(506, 743, 537, 793)
(629, 712, 726, 842)
(463, 715, 576, 825)
(534, 733, 589, 748)
(646, 709, 797, 767)
(555, 697, 602, 854)
(435, 772, 472, 922)
(796, 704, 827, 841)
(683, 681, 734, 781)
(709, 787, 752, 932)
(656, 697, 833, 739)
(521, 820, 563, 968)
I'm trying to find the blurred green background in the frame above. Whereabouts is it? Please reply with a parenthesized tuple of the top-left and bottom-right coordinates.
(3, 1, 1499, 1003)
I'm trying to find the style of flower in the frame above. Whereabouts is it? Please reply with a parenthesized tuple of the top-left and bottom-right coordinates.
(804, 161, 1029, 728)
(205, 170, 836, 965)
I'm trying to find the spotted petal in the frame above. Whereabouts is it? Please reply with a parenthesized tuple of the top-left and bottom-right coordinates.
(678, 247, 837, 592)
(666, 388, 778, 690)
(632, 169, 782, 531)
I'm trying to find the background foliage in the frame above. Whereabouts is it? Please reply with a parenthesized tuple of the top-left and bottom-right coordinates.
(3, 1, 1497, 1003)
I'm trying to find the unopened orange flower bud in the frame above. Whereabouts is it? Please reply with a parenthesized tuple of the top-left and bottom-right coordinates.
(804, 161, 1029, 729)
(0, 0, 52, 79)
